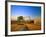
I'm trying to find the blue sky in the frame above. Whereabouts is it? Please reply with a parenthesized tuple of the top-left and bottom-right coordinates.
(11, 5, 41, 19)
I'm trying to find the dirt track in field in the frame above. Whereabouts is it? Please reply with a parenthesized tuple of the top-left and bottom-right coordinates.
(11, 21, 41, 31)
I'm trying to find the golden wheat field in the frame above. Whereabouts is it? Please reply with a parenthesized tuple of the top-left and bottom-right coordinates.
(11, 17, 41, 31)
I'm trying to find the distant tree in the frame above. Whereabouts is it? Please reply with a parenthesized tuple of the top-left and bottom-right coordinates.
(17, 16, 24, 21)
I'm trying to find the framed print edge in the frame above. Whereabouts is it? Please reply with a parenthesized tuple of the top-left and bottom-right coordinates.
(5, 1, 45, 36)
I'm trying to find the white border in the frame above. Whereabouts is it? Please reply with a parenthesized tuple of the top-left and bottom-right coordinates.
(7, 2, 44, 35)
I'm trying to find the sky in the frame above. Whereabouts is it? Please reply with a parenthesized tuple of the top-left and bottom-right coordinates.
(11, 5, 41, 19)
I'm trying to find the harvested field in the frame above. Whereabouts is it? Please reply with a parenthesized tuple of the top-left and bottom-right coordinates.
(11, 20, 41, 31)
